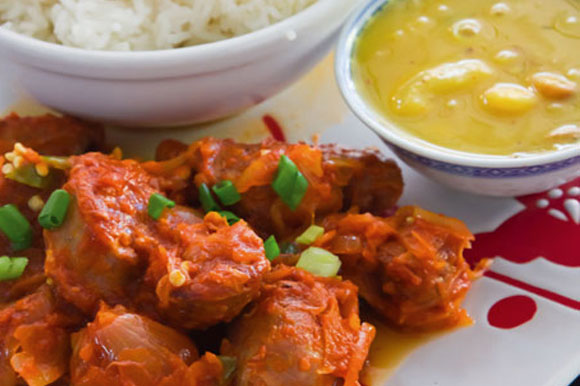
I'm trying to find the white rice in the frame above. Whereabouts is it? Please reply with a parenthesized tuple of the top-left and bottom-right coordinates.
(0, 0, 317, 50)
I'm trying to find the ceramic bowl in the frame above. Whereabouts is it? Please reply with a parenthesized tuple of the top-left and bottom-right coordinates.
(0, 0, 357, 127)
(335, 0, 580, 197)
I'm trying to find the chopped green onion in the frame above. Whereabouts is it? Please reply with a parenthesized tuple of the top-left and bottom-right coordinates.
(40, 155, 71, 170)
(296, 247, 341, 277)
(296, 225, 324, 245)
(0, 257, 9, 277)
(4, 164, 51, 189)
(0, 204, 32, 251)
(271, 155, 309, 211)
(0, 256, 29, 281)
(287, 171, 308, 211)
(218, 356, 237, 382)
(280, 241, 300, 255)
(264, 235, 280, 261)
(38, 189, 71, 229)
(218, 210, 240, 225)
(212, 180, 241, 206)
(10, 237, 32, 252)
(148, 193, 175, 220)
(272, 155, 297, 199)
(5, 257, 27, 280)
(199, 183, 222, 213)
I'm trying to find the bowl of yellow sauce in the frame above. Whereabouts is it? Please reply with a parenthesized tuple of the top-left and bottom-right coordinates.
(336, 0, 580, 196)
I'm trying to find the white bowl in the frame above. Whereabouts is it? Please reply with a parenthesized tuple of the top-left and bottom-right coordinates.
(335, 0, 580, 197)
(0, 0, 357, 127)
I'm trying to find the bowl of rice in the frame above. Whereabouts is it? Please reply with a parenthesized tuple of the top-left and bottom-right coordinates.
(0, 0, 357, 126)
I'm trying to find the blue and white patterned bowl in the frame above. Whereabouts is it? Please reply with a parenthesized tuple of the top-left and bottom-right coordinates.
(334, 0, 580, 197)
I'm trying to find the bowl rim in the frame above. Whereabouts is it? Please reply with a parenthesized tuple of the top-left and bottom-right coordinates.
(335, 0, 580, 169)
(0, 0, 356, 78)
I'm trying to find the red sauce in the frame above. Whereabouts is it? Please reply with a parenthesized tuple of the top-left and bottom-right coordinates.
(262, 114, 286, 142)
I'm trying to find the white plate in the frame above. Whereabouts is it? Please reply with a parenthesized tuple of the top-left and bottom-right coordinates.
(1, 54, 578, 386)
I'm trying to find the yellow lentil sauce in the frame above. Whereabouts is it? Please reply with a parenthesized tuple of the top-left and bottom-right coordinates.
(354, 0, 580, 155)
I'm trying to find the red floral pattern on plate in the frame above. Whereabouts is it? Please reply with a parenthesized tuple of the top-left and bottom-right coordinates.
(487, 295, 537, 329)
(466, 178, 580, 268)
(465, 177, 580, 327)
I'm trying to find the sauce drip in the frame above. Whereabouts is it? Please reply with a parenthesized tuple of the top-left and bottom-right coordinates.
(360, 312, 460, 385)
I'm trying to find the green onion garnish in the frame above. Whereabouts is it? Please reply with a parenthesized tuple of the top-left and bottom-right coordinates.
(264, 235, 280, 261)
(218, 210, 240, 225)
(218, 356, 237, 382)
(38, 189, 71, 229)
(288, 172, 308, 210)
(271, 155, 309, 211)
(0, 204, 32, 251)
(272, 156, 296, 198)
(295, 225, 324, 245)
(148, 193, 176, 220)
(296, 247, 341, 277)
(40, 155, 71, 170)
(10, 238, 32, 252)
(199, 183, 222, 213)
(280, 241, 300, 255)
(0, 256, 28, 281)
(212, 180, 241, 206)
(4, 164, 51, 189)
